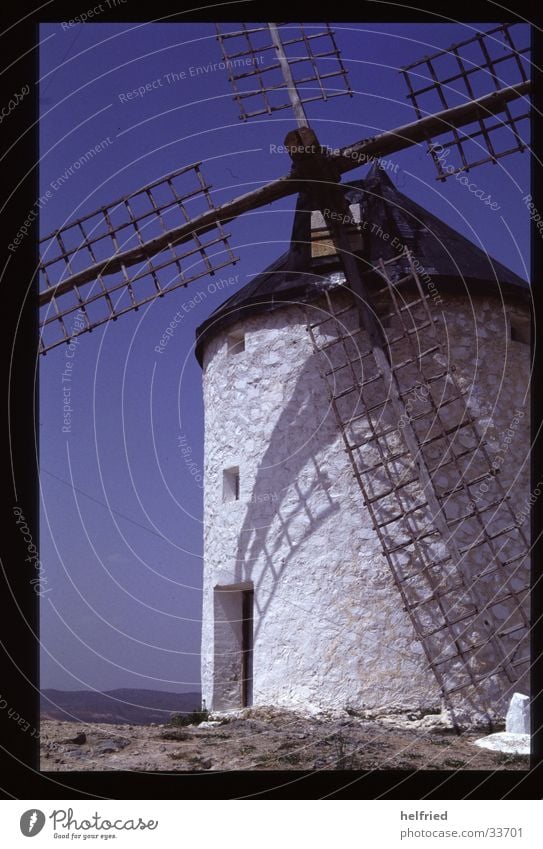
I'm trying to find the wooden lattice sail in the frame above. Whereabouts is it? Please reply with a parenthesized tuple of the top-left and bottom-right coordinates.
(306, 249, 529, 725)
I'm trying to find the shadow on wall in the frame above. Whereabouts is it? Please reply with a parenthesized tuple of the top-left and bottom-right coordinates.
(233, 345, 343, 641)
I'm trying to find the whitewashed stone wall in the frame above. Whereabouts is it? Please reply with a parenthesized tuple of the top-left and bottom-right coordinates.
(200, 289, 530, 715)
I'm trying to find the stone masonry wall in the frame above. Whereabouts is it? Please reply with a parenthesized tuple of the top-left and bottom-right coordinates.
(200, 290, 530, 715)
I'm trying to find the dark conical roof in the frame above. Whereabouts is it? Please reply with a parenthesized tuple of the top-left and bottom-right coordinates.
(195, 164, 529, 364)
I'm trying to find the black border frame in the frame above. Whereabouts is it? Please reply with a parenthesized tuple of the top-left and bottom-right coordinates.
(1, 0, 542, 799)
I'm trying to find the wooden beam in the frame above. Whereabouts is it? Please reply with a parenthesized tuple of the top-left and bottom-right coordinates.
(40, 81, 530, 306)
(336, 80, 531, 171)
(268, 22, 309, 129)
(39, 173, 301, 306)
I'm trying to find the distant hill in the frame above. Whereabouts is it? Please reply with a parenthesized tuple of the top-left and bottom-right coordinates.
(40, 688, 201, 725)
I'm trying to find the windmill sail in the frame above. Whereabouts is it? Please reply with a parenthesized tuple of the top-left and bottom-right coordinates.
(306, 251, 529, 723)
(38, 69, 530, 356)
(401, 23, 530, 179)
(214, 22, 352, 122)
(38, 162, 237, 353)
(297, 151, 530, 724)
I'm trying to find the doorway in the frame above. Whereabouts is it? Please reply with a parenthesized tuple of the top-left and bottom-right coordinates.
(213, 583, 254, 709)
(241, 588, 254, 707)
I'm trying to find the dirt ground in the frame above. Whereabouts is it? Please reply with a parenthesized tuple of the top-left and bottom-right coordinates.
(39, 706, 529, 772)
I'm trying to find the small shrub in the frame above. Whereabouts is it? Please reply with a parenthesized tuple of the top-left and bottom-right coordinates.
(160, 729, 190, 741)
(169, 708, 210, 727)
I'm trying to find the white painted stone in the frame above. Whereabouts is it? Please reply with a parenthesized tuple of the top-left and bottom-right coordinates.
(199, 292, 531, 720)
(506, 693, 530, 734)
(473, 732, 530, 755)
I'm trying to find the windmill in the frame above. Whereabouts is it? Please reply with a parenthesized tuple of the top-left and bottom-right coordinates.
(39, 22, 531, 729)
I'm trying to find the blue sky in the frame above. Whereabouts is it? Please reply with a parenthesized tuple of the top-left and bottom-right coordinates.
(38, 21, 530, 692)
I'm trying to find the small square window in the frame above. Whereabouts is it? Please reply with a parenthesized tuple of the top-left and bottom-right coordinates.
(223, 466, 240, 502)
(227, 330, 245, 355)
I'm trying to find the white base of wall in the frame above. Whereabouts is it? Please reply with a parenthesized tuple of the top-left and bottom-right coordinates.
(473, 733, 530, 755)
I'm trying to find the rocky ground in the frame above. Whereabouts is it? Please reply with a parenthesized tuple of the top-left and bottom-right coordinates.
(40, 707, 529, 772)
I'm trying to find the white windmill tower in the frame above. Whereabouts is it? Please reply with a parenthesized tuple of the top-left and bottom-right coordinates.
(39, 22, 531, 730)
